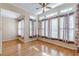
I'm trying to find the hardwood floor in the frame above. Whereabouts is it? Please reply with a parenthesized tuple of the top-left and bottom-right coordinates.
(2, 39, 79, 56)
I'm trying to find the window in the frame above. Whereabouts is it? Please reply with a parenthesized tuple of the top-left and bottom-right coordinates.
(45, 20, 48, 37)
(42, 21, 44, 36)
(69, 14, 75, 41)
(33, 21, 36, 36)
(29, 21, 32, 36)
(60, 8, 73, 14)
(59, 17, 64, 39)
(29, 20, 36, 37)
(18, 21, 21, 35)
(59, 14, 75, 41)
(51, 18, 58, 38)
(18, 20, 24, 37)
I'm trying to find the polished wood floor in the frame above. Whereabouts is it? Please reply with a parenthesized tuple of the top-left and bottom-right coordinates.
(2, 39, 79, 56)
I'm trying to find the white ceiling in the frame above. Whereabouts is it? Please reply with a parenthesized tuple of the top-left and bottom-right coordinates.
(11, 3, 77, 18)
(11, 3, 59, 15)
(40, 3, 76, 17)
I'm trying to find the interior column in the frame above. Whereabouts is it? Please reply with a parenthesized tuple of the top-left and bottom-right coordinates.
(24, 13, 30, 42)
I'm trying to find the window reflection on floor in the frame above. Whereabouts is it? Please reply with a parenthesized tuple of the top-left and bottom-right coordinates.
(2, 40, 77, 56)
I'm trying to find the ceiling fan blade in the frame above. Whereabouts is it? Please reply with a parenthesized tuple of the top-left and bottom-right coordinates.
(39, 3, 43, 6)
(46, 7, 52, 9)
(45, 3, 50, 6)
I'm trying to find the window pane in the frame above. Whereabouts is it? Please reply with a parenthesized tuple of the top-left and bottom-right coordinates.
(18, 20, 24, 37)
(18, 21, 22, 35)
(69, 29, 74, 41)
(69, 14, 75, 41)
(33, 21, 36, 36)
(42, 21, 44, 36)
(51, 18, 58, 38)
(45, 20, 48, 37)
(60, 17, 64, 39)
(30, 21, 32, 36)
(69, 15, 75, 28)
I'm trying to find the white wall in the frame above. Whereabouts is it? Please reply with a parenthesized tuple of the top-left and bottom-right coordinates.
(0, 4, 35, 43)
(0, 9, 2, 54)
(2, 16, 17, 41)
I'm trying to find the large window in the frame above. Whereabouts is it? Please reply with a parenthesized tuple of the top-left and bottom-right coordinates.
(42, 21, 44, 36)
(39, 8, 75, 42)
(59, 17, 64, 39)
(69, 14, 75, 41)
(33, 21, 36, 36)
(29, 21, 33, 36)
(45, 20, 48, 37)
(18, 20, 24, 37)
(29, 20, 36, 37)
(51, 18, 58, 38)
(59, 14, 75, 41)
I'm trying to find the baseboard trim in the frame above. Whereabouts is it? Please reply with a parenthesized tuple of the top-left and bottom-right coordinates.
(38, 38, 77, 50)
(24, 38, 38, 43)
(0, 49, 2, 56)
(2, 39, 17, 43)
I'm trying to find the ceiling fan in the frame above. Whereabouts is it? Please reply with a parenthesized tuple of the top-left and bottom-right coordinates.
(36, 3, 52, 13)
